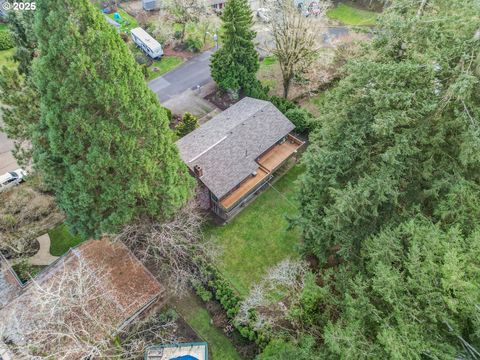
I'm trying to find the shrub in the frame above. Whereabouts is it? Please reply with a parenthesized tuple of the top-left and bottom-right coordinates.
(174, 30, 183, 40)
(197, 262, 270, 347)
(285, 107, 314, 134)
(176, 112, 199, 137)
(0, 213, 17, 231)
(270, 96, 296, 114)
(134, 53, 149, 65)
(193, 281, 213, 302)
(0, 30, 14, 50)
(119, 32, 129, 42)
(185, 36, 202, 53)
(11, 259, 42, 283)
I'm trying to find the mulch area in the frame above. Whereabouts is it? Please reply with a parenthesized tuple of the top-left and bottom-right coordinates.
(205, 91, 243, 111)
(163, 45, 196, 61)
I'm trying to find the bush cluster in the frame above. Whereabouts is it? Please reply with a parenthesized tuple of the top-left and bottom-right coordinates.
(196, 261, 270, 347)
(270, 96, 314, 134)
(0, 30, 14, 50)
(185, 37, 202, 53)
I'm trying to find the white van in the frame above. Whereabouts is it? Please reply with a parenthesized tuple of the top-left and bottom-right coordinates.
(0, 169, 28, 192)
(131, 27, 163, 59)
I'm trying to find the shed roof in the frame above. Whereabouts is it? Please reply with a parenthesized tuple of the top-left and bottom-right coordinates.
(175, 97, 294, 199)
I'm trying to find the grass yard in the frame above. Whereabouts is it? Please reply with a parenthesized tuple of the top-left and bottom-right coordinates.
(107, 8, 138, 32)
(300, 90, 328, 117)
(259, 56, 279, 90)
(205, 164, 304, 296)
(175, 294, 242, 360)
(327, 4, 378, 26)
(261, 55, 277, 66)
(48, 223, 84, 256)
(147, 56, 184, 80)
(0, 48, 16, 70)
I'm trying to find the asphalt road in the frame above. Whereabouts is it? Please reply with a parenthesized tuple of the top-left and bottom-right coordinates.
(0, 120, 19, 174)
(148, 49, 215, 103)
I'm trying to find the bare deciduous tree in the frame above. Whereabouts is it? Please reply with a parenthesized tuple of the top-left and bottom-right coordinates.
(166, 0, 208, 42)
(236, 258, 309, 332)
(1, 256, 176, 359)
(115, 201, 217, 297)
(267, 0, 331, 98)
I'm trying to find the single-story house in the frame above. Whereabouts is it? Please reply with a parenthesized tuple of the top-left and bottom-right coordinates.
(176, 97, 304, 220)
(0, 239, 164, 358)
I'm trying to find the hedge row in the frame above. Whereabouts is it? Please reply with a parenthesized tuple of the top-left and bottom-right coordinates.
(194, 259, 270, 348)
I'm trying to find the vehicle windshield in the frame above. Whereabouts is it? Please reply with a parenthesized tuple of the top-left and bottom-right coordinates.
(9, 171, 18, 178)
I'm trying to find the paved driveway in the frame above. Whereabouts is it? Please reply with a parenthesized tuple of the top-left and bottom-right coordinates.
(148, 50, 215, 103)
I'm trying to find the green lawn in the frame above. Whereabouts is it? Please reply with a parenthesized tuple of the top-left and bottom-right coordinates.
(175, 294, 242, 360)
(107, 8, 138, 32)
(327, 4, 378, 26)
(48, 223, 84, 256)
(147, 56, 184, 80)
(0, 24, 8, 31)
(0, 48, 16, 70)
(205, 164, 304, 296)
(300, 90, 328, 117)
(261, 55, 277, 66)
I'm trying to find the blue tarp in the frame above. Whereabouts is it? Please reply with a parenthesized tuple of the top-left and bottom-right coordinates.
(170, 356, 199, 360)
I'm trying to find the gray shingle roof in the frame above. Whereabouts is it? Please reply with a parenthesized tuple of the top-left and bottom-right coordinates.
(176, 97, 295, 199)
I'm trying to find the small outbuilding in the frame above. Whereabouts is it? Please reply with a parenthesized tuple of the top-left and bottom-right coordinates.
(143, 0, 159, 11)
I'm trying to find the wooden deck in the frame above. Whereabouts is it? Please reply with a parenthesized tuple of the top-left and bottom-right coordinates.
(220, 168, 269, 209)
(219, 135, 304, 211)
(258, 139, 302, 172)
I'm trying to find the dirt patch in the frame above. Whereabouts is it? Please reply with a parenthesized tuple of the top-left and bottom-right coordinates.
(163, 45, 196, 61)
(205, 91, 243, 111)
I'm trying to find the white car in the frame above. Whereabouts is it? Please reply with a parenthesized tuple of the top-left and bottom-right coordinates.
(0, 169, 28, 192)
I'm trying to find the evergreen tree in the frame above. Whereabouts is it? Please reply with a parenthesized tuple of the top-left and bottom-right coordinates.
(297, 0, 480, 262)
(7, 7, 37, 75)
(33, 0, 194, 239)
(210, 0, 262, 96)
(176, 112, 199, 137)
(0, 8, 39, 166)
(320, 217, 480, 359)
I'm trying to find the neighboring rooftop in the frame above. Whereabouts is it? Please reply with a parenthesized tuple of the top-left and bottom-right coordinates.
(0, 239, 163, 352)
(175, 97, 295, 199)
(0, 255, 22, 309)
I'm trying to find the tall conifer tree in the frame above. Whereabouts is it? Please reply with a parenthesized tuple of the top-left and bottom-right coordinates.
(210, 0, 262, 96)
(298, 0, 480, 262)
(33, 0, 194, 238)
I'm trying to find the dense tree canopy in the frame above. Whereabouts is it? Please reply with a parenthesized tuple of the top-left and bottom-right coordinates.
(298, 0, 480, 261)
(210, 0, 262, 96)
(0, 9, 38, 166)
(321, 216, 480, 359)
(33, 0, 194, 239)
(258, 0, 480, 358)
